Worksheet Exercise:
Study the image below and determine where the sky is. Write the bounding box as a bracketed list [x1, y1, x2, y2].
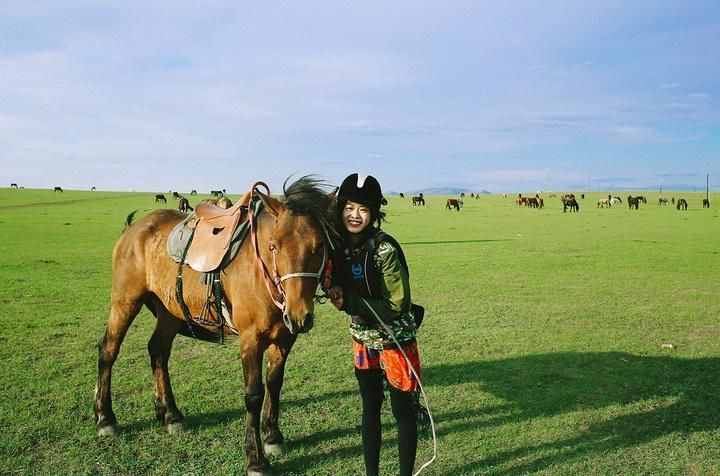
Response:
[2, 1, 719, 193]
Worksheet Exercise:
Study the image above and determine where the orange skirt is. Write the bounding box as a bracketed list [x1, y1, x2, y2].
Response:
[353, 340, 422, 392]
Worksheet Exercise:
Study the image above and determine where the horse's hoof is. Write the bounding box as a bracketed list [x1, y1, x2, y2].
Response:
[166, 422, 185, 435]
[247, 470, 270, 476]
[263, 442, 285, 457]
[97, 424, 117, 437]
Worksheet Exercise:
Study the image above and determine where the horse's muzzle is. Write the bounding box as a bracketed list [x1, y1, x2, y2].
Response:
[283, 312, 314, 334]
[295, 313, 314, 334]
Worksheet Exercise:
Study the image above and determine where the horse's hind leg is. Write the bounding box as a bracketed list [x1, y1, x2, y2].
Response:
[261, 337, 297, 456]
[147, 301, 185, 433]
[94, 298, 142, 436]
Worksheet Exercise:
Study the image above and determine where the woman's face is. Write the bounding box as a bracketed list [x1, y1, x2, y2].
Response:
[342, 200, 371, 234]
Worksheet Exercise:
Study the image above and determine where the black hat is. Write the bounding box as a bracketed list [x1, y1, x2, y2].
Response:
[338, 173, 383, 210]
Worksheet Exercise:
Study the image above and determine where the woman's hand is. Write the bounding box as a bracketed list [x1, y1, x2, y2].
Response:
[328, 286, 344, 310]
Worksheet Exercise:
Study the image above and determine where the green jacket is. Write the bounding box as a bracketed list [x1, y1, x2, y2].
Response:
[336, 231, 417, 350]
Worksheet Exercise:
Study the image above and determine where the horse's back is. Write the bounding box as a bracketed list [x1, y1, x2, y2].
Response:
[112, 210, 184, 294]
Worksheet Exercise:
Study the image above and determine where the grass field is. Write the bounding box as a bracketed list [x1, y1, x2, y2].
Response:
[1, 188, 719, 476]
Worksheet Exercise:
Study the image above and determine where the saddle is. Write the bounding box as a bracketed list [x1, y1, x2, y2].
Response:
[167, 192, 256, 273]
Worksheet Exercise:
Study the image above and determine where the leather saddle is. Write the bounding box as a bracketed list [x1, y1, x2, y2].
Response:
[170, 192, 254, 273]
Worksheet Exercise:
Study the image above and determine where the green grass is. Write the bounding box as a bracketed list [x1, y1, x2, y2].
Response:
[1, 188, 719, 475]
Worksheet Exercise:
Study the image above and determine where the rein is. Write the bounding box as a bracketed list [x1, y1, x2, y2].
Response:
[247, 182, 327, 333]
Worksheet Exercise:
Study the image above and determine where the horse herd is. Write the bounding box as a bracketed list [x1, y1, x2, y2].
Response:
[511, 192, 710, 212]
[154, 190, 233, 213]
[9, 184, 99, 192]
[6, 184, 713, 213]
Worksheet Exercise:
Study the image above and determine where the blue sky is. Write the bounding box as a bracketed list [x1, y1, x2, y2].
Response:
[2, 1, 719, 193]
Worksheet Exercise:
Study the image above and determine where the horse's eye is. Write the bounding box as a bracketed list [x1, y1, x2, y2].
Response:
[269, 242, 277, 251]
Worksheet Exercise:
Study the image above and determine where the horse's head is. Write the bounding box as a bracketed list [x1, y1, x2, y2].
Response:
[255, 177, 336, 334]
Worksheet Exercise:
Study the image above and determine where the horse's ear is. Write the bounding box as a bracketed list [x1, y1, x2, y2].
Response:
[255, 190, 284, 217]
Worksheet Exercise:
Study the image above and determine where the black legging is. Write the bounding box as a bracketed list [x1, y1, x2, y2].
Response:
[355, 368, 418, 476]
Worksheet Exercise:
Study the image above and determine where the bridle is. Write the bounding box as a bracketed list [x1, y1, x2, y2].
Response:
[247, 182, 328, 334]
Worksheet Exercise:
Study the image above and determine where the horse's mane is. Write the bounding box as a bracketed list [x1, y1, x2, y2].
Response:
[282, 175, 337, 239]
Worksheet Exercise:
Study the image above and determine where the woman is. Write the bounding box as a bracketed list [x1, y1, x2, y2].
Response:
[328, 173, 422, 476]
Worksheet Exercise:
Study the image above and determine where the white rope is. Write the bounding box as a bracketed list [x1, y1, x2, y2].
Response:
[359, 297, 437, 476]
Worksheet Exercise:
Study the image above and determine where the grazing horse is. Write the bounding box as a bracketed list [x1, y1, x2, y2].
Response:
[94, 178, 334, 476]
[446, 198, 462, 211]
[154, 194, 167, 204]
[658, 197, 669, 206]
[172, 191, 181, 200]
[671, 197, 675, 205]
[627, 195, 643, 210]
[178, 197, 193, 213]
[412, 194, 425, 206]
[611, 196, 622, 206]
[54, 186, 63, 192]
[527, 197, 540, 208]
[597, 198, 611, 208]
[211, 190, 224, 197]
[676, 198, 688, 210]
[11, 183, 18, 189]
[562, 194, 579, 213]
[703, 198, 710, 208]
[190, 189, 197, 195]
[399, 192, 405, 198]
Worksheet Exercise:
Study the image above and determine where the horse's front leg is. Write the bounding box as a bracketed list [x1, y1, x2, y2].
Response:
[262, 337, 297, 456]
[95, 298, 142, 436]
[241, 336, 270, 476]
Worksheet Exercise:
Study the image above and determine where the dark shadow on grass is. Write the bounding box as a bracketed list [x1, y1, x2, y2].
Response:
[115, 354, 720, 474]
[422, 352, 720, 475]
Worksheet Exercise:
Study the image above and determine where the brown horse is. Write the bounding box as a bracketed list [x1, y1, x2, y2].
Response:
[94, 177, 335, 476]
[446, 198, 462, 211]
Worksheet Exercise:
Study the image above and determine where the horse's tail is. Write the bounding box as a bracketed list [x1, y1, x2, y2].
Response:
[123, 210, 140, 232]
